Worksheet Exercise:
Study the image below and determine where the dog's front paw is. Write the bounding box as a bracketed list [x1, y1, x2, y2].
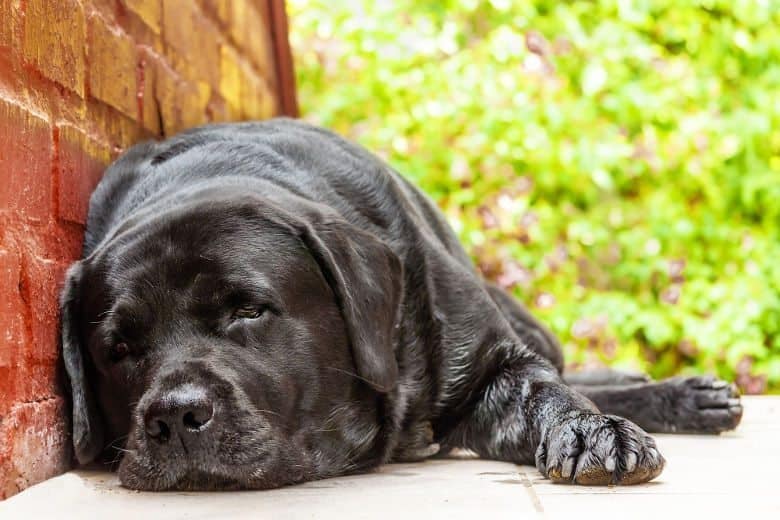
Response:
[536, 412, 665, 485]
[663, 375, 742, 433]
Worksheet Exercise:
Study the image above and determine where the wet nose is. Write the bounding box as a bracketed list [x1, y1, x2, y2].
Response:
[143, 385, 214, 443]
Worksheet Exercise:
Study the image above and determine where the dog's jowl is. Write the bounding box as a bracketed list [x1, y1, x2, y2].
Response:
[60, 119, 742, 490]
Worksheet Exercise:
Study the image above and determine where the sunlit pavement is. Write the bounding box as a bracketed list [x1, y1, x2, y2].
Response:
[2, 397, 777, 519]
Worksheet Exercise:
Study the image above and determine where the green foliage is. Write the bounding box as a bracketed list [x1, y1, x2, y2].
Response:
[289, 0, 780, 393]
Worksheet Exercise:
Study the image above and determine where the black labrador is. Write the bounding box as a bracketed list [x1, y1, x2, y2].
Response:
[60, 119, 742, 490]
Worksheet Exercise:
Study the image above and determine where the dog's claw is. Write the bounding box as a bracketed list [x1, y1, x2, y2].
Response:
[562, 456, 576, 479]
[625, 451, 637, 473]
[540, 413, 664, 486]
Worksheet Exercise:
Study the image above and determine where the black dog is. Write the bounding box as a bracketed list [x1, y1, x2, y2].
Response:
[60, 119, 742, 490]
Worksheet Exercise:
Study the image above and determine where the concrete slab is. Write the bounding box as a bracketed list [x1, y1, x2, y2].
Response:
[2, 397, 778, 519]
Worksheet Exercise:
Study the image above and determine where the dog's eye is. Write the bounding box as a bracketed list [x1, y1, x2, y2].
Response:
[232, 306, 265, 320]
[109, 341, 130, 362]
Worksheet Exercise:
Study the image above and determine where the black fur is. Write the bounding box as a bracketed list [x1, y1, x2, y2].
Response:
[60, 119, 742, 490]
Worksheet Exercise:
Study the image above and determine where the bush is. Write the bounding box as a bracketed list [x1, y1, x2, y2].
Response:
[289, 0, 780, 393]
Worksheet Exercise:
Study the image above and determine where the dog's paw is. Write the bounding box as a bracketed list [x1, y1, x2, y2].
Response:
[663, 375, 742, 434]
[536, 412, 665, 486]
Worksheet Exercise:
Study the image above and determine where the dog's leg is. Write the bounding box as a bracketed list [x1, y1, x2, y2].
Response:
[481, 283, 741, 434]
[441, 350, 665, 485]
[484, 282, 564, 373]
[487, 284, 654, 388]
[572, 376, 743, 434]
[564, 367, 651, 386]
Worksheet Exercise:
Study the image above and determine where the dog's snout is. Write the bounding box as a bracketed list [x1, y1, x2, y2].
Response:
[143, 385, 214, 443]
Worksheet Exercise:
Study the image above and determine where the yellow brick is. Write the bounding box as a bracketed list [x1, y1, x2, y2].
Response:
[123, 0, 161, 34]
[23, 0, 86, 97]
[59, 124, 112, 165]
[161, 0, 194, 53]
[205, 0, 272, 73]
[205, 0, 231, 27]
[235, 1, 274, 77]
[240, 62, 276, 120]
[258, 79, 279, 119]
[226, 0, 249, 43]
[153, 58, 180, 135]
[139, 51, 161, 135]
[206, 97, 230, 123]
[162, 0, 220, 90]
[219, 44, 242, 115]
[87, 15, 138, 119]
[179, 80, 211, 131]
[0, 0, 19, 49]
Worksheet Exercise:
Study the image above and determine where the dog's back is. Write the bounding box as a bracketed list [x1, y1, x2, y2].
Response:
[84, 119, 470, 271]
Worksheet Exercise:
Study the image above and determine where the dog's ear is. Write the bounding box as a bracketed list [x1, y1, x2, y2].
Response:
[299, 215, 403, 393]
[60, 261, 104, 464]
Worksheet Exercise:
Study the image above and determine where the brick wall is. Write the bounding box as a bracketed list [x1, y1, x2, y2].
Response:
[0, 0, 296, 499]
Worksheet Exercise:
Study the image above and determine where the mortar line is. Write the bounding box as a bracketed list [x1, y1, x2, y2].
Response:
[518, 467, 545, 516]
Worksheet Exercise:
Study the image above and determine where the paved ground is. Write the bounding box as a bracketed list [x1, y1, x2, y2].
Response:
[2, 396, 778, 519]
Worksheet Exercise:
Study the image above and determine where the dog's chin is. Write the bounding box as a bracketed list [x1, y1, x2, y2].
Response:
[117, 450, 292, 491]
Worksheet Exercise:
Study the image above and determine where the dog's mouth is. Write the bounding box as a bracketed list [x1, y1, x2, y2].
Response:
[114, 420, 314, 491]
[166, 470, 252, 491]
[116, 448, 279, 491]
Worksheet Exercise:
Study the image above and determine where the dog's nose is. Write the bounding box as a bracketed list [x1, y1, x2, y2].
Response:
[143, 385, 214, 443]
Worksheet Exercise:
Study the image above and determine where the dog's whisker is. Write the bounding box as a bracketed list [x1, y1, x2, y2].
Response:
[254, 408, 282, 418]
[103, 434, 130, 451]
[324, 366, 382, 388]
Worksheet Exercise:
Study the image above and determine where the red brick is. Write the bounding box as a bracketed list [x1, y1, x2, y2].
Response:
[20, 254, 67, 365]
[0, 398, 69, 499]
[87, 14, 138, 119]
[39, 225, 85, 267]
[22, 0, 86, 97]
[0, 243, 24, 417]
[57, 125, 110, 225]
[27, 363, 60, 402]
[0, 97, 53, 223]
[0, 244, 22, 367]
[12, 360, 61, 411]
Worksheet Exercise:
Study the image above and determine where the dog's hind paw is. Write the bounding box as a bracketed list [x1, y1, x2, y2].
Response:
[536, 412, 665, 486]
[662, 375, 743, 434]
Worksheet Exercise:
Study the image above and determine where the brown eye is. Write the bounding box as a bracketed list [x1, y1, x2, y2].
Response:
[232, 306, 265, 320]
[109, 341, 130, 362]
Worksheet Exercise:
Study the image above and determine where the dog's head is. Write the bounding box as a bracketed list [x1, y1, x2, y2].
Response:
[60, 182, 402, 490]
